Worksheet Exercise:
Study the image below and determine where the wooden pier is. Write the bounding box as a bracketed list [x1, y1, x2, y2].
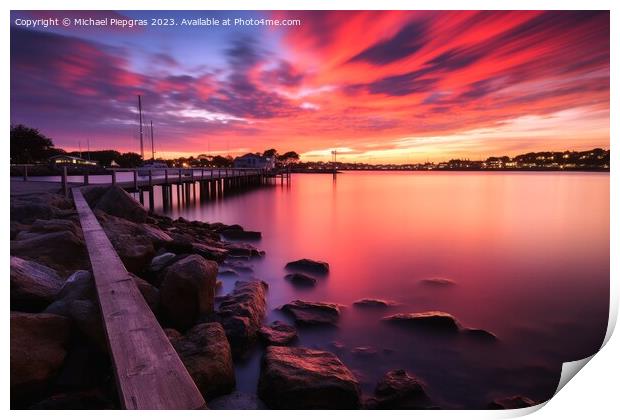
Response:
[73, 187, 206, 409]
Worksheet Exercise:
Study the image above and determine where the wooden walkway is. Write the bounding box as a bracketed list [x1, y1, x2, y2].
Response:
[72, 187, 206, 410]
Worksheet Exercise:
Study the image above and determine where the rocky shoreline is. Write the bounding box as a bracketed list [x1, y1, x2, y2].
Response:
[10, 186, 537, 410]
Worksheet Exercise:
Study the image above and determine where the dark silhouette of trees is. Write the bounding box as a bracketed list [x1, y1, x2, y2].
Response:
[117, 152, 143, 167]
[10, 124, 64, 163]
[278, 151, 300, 165]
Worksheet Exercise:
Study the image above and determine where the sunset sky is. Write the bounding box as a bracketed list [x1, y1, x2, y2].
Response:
[10, 10, 609, 163]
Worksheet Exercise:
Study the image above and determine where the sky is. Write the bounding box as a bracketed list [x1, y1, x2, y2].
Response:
[10, 10, 610, 163]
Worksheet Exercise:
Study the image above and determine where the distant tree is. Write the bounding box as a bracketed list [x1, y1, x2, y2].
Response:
[211, 155, 233, 167]
[10, 124, 58, 163]
[117, 152, 143, 167]
[277, 151, 300, 165]
[263, 148, 278, 158]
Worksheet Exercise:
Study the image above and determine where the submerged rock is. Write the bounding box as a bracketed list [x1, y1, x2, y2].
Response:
[221, 228, 262, 241]
[488, 395, 538, 409]
[192, 242, 229, 262]
[464, 328, 498, 341]
[284, 272, 317, 287]
[420, 278, 456, 287]
[223, 242, 265, 258]
[166, 323, 235, 400]
[160, 255, 218, 330]
[10, 256, 63, 311]
[208, 391, 267, 410]
[351, 346, 378, 358]
[217, 280, 268, 357]
[259, 321, 298, 346]
[10, 312, 71, 401]
[382, 311, 460, 333]
[353, 298, 398, 308]
[285, 258, 329, 274]
[280, 300, 341, 325]
[258, 346, 361, 409]
[369, 369, 432, 409]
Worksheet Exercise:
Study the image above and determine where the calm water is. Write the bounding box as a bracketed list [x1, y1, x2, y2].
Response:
[155, 171, 608, 408]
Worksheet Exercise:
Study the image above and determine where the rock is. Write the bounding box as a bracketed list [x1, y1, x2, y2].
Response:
[11, 231, 89, 274]
[148, 252, 177, 272]
[92, 185, 148, 223]
[488, 395, 538, 409]
[130, 273, 160, 314]
[284, 272, 317, 287]
[382, 311, 460, 333]
[10, 256, 63, 311]
[224, 242, 265, 258]
[166, 323, 235, 399]
[30, 218, 81, 237]
[160, 255, 217, 330]
[258, 346, 361, 409]
[10, 312, 71, 400]
[141, 223, 173, 245]
[259, 321, 298, 346]
[10, 201, 55, 223]
[208, 391, 267, 410]
[44, 271, 106, 350]
[420, 278, 456, 287]
[371, 369, 431, 409]
[97, 213, 157, 273]
[29, 388, 115, 409]
[285, 258, 329, 274]
[280, 300, 341, 325]
[53, 270, 96, 302]
[192, 243, 229, 262]
[464, 328, 498, 341]
[351, 346, 378, 358]
[218, 280, 268, 356]
[165, 233, 195, 253]
[353, 298, 398, 308]
[221, 260, 253, 273]
[221, 229, 262, 241]
[218, 269, 239, 277]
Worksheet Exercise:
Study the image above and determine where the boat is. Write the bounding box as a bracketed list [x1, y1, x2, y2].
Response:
[136, 98, 169, 176]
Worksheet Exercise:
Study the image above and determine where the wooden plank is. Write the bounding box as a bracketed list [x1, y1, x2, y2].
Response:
[72, 187, 206, 410]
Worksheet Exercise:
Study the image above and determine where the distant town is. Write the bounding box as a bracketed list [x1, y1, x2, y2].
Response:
[10, 124, 610, 174]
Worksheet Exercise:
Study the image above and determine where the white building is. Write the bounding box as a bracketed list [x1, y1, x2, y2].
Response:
[233, 153, 275, 170]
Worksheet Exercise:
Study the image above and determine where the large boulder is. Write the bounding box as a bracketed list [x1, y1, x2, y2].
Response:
[30, 218, 82, 237]
[129, 273, 160, 314]
[160, 255, 217, 330]
[10, 193, 73, 224]
[382, 311, 461, 333]
[192, 243, 229, 262]
[10, 312, 71, 401]
[28, 388, 115, 410]
[91, 185, 148, 223]
[10, 256, 63, 311]
[10, 231, 89, 274]
[217, 280, 267, 356]
[44, 271, 106, 350]
[259, 321, 297, 346]
[280, 300, 341, 325]
[258, 346, 361, 409]
[284, 272, 317, 287]
[369, 369, 432, 409]
[285, 258, 329, 274]
[166, 323, 235, 399]
[353, 298, 398, 309]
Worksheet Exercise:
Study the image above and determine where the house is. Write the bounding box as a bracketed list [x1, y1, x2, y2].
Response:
[233, 153, 275, 170]
[49, 155, 98, 167]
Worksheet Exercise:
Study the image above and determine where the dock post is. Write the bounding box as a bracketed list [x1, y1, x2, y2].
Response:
[112, 170, 117, 186]
[134, 170, 138, 190]
[149, 170, 153, 186]
[61, 166, 68, 197]
[164, 169, 168, 184]
[178, 169, 182, 183]
[84, 171, 89, 185]
[23, 165, 28, 181]
[148, 187, 155, 210]
[139, 189, 144, 205]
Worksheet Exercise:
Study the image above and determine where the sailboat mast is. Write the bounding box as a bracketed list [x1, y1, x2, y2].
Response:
[138, 95, 144, 159]
[150, 120, 155, 161]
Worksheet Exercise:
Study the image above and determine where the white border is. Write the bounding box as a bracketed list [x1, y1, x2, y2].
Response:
[3, 1, 616, 419]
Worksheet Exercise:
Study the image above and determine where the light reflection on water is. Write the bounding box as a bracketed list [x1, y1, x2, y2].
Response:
[154, 171, 609, 408]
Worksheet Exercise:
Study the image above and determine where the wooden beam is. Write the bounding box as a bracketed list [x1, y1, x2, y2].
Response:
[72, 188, 206, 410]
